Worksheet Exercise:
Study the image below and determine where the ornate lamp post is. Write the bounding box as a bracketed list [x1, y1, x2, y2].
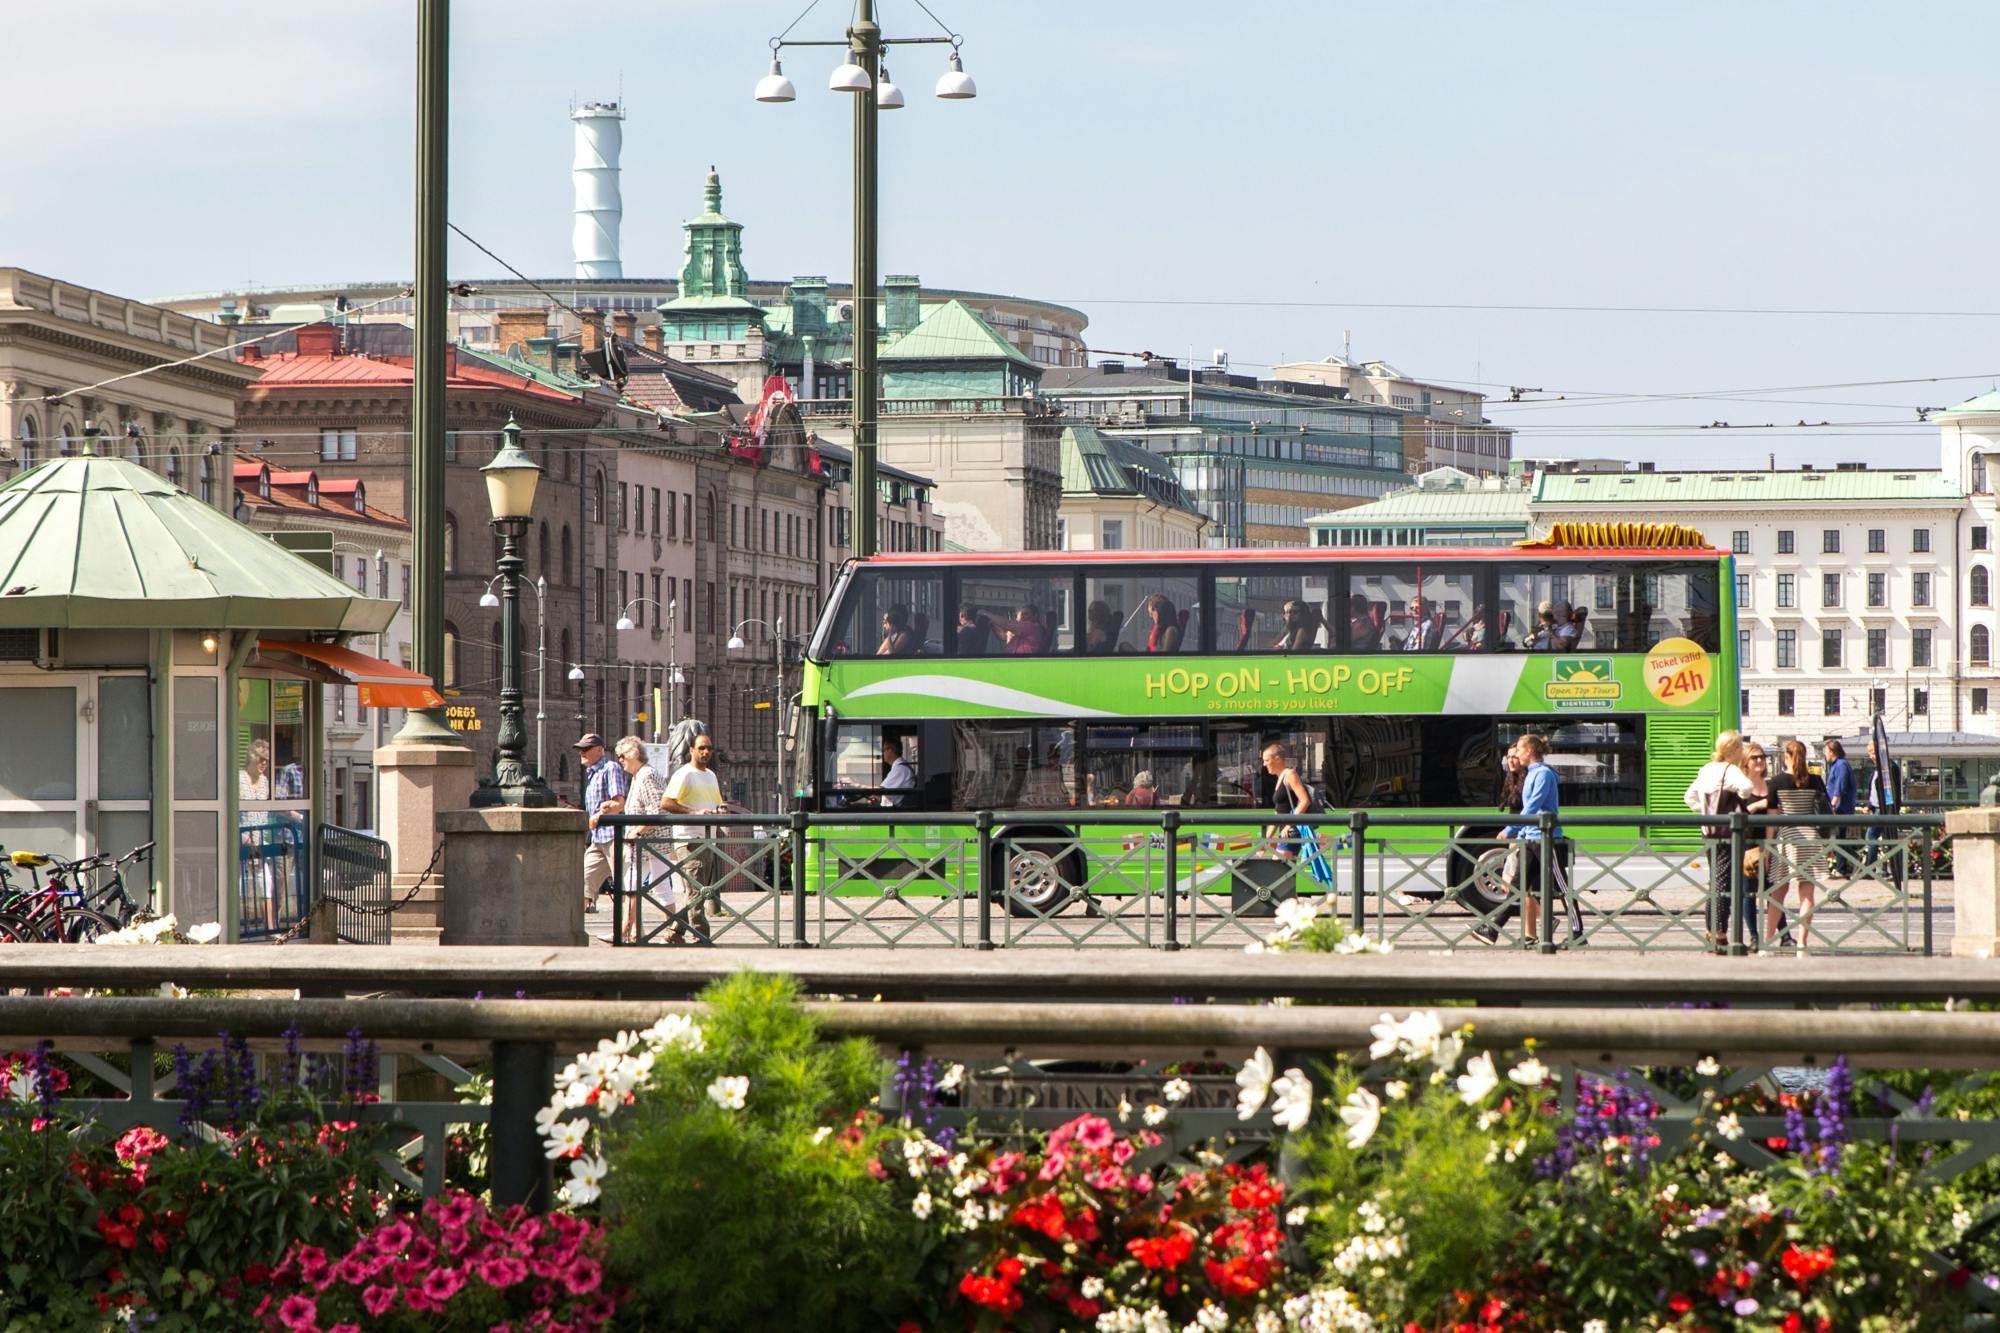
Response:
[471, 418, 555, 808]
[728, 616, 788, 808]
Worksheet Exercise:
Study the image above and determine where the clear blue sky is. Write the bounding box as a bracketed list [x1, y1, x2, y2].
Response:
[7, 0, 1996, 466]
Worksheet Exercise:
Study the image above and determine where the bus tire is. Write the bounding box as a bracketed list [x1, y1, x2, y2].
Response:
[1457, 846, 1514, 916]
[994, 838, 1085, 917]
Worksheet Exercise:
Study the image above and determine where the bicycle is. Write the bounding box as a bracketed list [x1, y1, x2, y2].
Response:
[0, 842, 155, 943]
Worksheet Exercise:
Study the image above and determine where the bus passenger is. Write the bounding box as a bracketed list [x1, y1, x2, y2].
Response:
[1125, 770, 1159, 807]
[1402, 595, 1441, 651]
[1346, 594, 1380, 652]
[1449, 605, 1490, 651]
[1146, 594, 1184, 653]
[1528, 601, 1563, 650]
[1556, 605, 1588, 651]
[995, 604, 1048, 654]
[876, 606, 915, 656]
[956, 604, 996, 655]
[1084, 600, 1119, 654]
[1271, 599, 1323, 651]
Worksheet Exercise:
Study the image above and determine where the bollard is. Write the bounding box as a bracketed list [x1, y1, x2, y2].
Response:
[1728, 809, 1748, 957]
[490, 1039, 555, 1211]
[975, 810, 995, 951]
[1537, 812, 1556, 956]
[1162, 810, 1182, 952]
[1921, 824, 1935, 958]
[1348, 811, 1368, 935]
[609, 826, 625, 949]
[788, 810, 810, 949]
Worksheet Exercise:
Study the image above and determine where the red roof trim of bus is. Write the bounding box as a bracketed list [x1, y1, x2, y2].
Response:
[857, 547, 1728, 564]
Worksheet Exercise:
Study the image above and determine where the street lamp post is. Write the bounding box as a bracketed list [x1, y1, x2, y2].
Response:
[757, 1, 975, 559]
[727, 617, 787, 809]
[482, 572, 550, 780]
[471, 418, 555, 808]
[615, 596, 681, 733]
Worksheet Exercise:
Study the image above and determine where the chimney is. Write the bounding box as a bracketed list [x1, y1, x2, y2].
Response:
[611, 311, 637, 343]
[884, 275, 922, 336]
[642, 325, 664, 353]
[578, 309, 607, 354]
[494, 308, 549, 358]
[295, 323, 341, 358]
[570, 101, 626, 279]
[525, 336, 556, 370]
[788, 276, 828, 338]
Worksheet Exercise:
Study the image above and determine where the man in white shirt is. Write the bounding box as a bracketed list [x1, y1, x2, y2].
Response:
[660, 733, 724, 944]
[880, 737, 916, 808]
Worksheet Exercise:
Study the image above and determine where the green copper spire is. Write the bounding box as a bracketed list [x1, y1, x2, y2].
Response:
[678, 166, 749, 301]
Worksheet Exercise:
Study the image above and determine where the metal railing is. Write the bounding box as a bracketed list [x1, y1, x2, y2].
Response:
[316, 824, 392, 945]
[237, 812, 310, 939]
[599, 809, 1948, 955]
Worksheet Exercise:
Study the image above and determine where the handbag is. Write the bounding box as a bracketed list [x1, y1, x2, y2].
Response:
[1741, 844, 1765, 880]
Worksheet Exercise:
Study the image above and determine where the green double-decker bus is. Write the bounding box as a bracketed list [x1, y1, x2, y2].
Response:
[797, 535, 1737, 911]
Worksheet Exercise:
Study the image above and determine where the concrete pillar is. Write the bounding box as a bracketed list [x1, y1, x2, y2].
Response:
[438, 807, 587, 947]
[374, 742, 478, 943]
[1944, 807, 2000, 958]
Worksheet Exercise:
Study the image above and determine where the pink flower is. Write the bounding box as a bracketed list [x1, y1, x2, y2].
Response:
[1074, 1117, 1115, 1152]
[1111, 1138, 1136, 1165]
[1036, 1153, 1068, 1182]
[533, 1283, 556, 1306]
[276, 1294, 318, 1332]
[1132, 1172, 1155, 1195]
[361, 1284, 397, 1317]
[1085, 1164, 1128, 1192]
[561, 1255, 603, 1296]
[422, 1267, 468, 1302]
[479, 1255, 531, 1288]
[432, 1192, 480, 1231]
[371, 1220, 413, 1257]
[295, 1247, 330, 1284]
[336, 1252, 380, 1285]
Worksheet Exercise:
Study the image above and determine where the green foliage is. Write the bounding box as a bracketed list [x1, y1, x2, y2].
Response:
[598, 971, 928, 1331]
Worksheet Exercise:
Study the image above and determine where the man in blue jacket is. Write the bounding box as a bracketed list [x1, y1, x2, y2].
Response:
[1822, 739, 1856, 875]
[1477, 734, 1584, 946]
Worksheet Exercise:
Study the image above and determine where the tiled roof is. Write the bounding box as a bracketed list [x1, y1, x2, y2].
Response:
[881, 300, 1036, 370]
[1533, 469, 1963, 505]
[243, 346, 579, 403]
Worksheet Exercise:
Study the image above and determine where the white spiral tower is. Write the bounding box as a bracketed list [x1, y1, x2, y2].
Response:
[570, 101, 625, 279]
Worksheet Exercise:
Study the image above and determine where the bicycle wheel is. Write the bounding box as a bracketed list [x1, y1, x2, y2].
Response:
[58, 908, 122, 944]
[0, 911, 46, 944]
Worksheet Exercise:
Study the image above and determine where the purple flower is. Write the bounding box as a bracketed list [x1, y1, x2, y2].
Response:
[1734, 1298, 1759, 1316]
[1690, 1247, 1709, 1268]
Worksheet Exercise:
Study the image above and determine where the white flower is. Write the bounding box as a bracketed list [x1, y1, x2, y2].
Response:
[1715, 1112, 1743, 1141]
[811, 1125, 832, 1145]
[1504, 1135, 1527, 1163]
[1273, 897, 1320, 936]
[186, 921, 223, 944]
[1269, 1069, 1312, 1132]
[1117, 1097, 1133, 1122]
[1508, 1056, 1550, 1087]
[1235, 1047, 1275, 1120]
[560, 1154, 606, 1205]
[1162, 1077, 1193, 1104]
[1196, 1304, 1231, 1331]
[706, 1074, 749, 1111]
[1142, 1307, 1172, 1333]
[543, 1118, 590, 1158]
[1144, 1103, 1169, 1126]
[912, 1190, 934, 1219]
[1080, 1276, 1106, 1300]
[1431, 1032, 1465, 1073]
[1285, 1204, 1310, 1226]
[6, 1073, 37, 1105]
[1583, 1321, 1609, 1333]
[936, 1063, 964, 1092]
[958, 1198, 983, 1229]
[1456, 1052, 1499, 1105]
[1383, 1080, 1408, 1101]
[1953, 1206, 1974, 1231]
[1476, 1109, 1500, 1131]
[1338, 1087, 1381, 1149]
[641, 1012, 706, 1052]
[1694, 1055, 1721, 1077]
[1367, 1014, 1404, 1061]
[534, 1102, 565, 1135]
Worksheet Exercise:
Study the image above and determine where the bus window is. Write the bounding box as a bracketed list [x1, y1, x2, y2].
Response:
[825, 570, 944, 657]
[1214, 568, 1332, 652]
[1499, 565, 1588, 653]
[956, 572, 1073, 656]
[951, 721, 1074, 808]
[1496, 718, 1644, 806]
[1640, 565, 1721, 651]
[1081, 722, 1205, 806]
[1345, 566, 1479, 652]
[1207, 721, 1329, 809]
[1500, 564, 1719, 653]
[1082, 573, 1200, 654]
[821, 721, 927, 809]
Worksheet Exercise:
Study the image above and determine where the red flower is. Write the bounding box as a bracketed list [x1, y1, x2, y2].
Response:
[1781, 1314, 1804, 1333]
[1668, 1293, 1693, 1315]
[94, 1212, 138, 1250]
[1203, 1254, 1272, 1298]
[958, 1268, 1022, 1314]
[1127, 1225, 1195, 1270]
[1781, 1243, 1836, 1285]
[1011, 1193, 1071, 1241]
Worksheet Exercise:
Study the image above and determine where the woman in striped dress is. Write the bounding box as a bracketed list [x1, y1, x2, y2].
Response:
[1767, 738, 1831, 952]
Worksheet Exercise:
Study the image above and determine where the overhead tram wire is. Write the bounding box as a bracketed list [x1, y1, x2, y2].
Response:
[1055, 296, 2000, 319]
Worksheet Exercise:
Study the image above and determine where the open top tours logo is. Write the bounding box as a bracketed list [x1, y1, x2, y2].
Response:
[1545, 658, 1621, 710]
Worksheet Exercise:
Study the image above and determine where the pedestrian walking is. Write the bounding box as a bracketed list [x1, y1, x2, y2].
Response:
[611, 736, 666, 944]
[1822, 739, 1856, 874]
[577, 733, 627, 915]
[1768, 739, 1831, 953]
[1684, 730, 1766, 948]
[660, 730, 726, 945]
[1496, 734, 1582, 945]
[1862, 738, 1902, 880]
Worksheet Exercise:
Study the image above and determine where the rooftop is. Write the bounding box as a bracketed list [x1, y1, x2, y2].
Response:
[880, 300, 1037, 371]
[1059, 424, 1206, 519]
[1533, 468, 1963, 505]
[1306, 480, 1532, 528]
[242, 328, 579, 405]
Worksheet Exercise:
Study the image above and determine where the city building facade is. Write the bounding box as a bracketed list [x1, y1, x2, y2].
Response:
[1272, 353, 1513, 477]
[1058, 423, 1209, 550]
[1308, 467, 1531, 547]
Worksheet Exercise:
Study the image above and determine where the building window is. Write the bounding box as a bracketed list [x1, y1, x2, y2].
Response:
[1824, 688, 1840, 716]
[652, 488, 661, 535]
[635, 488, 645, 536]
[1913, 572, 1932, 608]
[1976, 688, 1990, 715]
[1101, 519, 1125, 551]
[1976, 566, 1991, 607]
[1913, 688, 1930, 716]
[197, 454, 213, 504]
[442, 622, 460, 689]
[1978, 455, 1992, 493]
[1734, 572, 1751, 609]
[1731, 530, 1749, 554]
[1867, 572, 1886, 608]
[1976, 625, 1993, 667]
[1867, 627, 1887, 668]
[618, 483, 630, 531]
[1867, 528, 1886, 554]
[1776, 628, 1797, 668]
[1871, 687, 1886, 716]
[1821, 628, 1841, 668]
[1777, 688, 1795, 717]
[1914, 529, 1932, 554]
[1776, 574, 1795, 608]
[1821, 572, 1840, 608]
[1777, 529, 1795, 555]
[1821, 529, 1840, 554]
[1740, 688, 1750, 715]
[402, 562, 411, 608]
[1057, 517, 1070, 550]
[1738, 628, 1751, 665]
[1914, 627, 1933, 668]
[320, 428, 357, 462]
[1976, 525, 1991, 552]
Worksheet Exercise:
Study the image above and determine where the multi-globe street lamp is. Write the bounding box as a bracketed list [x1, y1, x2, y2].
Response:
[470, 418, 555, 808]
[755, 0, 975, 559]
[727, 617, 789, 808]
[480, 571, 551, 783]
[615, 596, 683, 732]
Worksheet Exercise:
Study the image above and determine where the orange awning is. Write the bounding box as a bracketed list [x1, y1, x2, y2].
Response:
[259, 638, 445, 709]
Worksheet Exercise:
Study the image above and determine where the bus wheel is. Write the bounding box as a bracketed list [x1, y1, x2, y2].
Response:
[999, 840, 1084, 917]
[1457, 846, 1513, 916]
